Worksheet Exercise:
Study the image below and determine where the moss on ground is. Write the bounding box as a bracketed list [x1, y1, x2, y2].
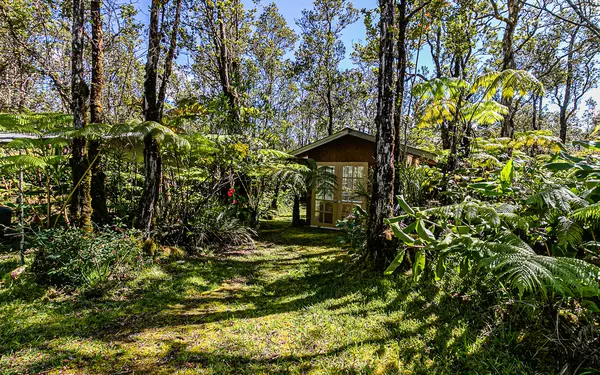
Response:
[0, 219, 556, 374]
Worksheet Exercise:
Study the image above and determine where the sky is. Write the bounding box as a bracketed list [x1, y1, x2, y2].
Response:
[134, 0, 376, 69]
[132, 0, 598, 115]
[245, 0, 376, 69]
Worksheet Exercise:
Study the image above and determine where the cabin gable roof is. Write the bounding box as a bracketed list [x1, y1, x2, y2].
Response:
[290, 127, 436, 161]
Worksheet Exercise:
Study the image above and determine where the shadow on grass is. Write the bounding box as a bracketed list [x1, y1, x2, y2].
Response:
[0, 219, 559, 374]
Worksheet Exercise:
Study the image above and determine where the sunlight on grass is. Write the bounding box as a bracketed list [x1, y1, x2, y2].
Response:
[0, 218, 541, 374]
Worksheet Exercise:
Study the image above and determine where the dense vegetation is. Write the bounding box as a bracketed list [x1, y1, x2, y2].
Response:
[1, 0, 599, 373]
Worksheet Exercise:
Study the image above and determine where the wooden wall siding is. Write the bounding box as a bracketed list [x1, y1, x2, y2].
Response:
[296, 135, 376, 168]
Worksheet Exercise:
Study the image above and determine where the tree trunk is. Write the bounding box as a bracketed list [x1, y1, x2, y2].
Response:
[69, 0, 91, 230]
[139, 136, 161, 234]
[90, 0, 108, 225]
[305, 190, 312, 226]
[499, 0, 520, 138]
[327, 85, 334, 135]
[215, 2, 241, 131]
[367, 0, 396, 270]
[138, 0, 182, 234]
[532, 94, 539, 130]
[559, 28, 577, 143]
[138, 0, 162, 234]
[292, 195, 301, 226]
[393, 0, 408, 198]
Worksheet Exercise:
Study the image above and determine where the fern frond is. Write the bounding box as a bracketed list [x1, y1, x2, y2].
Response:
[571, 203, 600, 224]
[423, 200, 500, 227]
[480, 233, 600, 298]
[0, 154, 49, 169]
[52, 123, 112, 140]
[555, 216, 584, 246]
[0, 113, 72, 133]
[526, 185, 587, 212]
[258, 149, 294, 161]
[472, 70, 544, 101]
[499, 212, 530, 231]
[462, 100, 508, 125]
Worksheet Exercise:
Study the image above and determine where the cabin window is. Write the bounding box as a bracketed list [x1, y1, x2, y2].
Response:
[312, 162, 368, 227]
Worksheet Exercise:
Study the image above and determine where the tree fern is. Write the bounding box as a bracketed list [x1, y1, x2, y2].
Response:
[571, 203, 600, 224]
[110, 121, 190, 150]
[526, 185, 587, 212]
[554, 216, 584, 247]
[422, 199, 501, 227]
[0, 113, 72, 134]
[480, 234, 600, 298]
[472, 69, 544, 100]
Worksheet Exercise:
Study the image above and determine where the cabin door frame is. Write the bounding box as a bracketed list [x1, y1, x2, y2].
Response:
[311, 162, 368, 228]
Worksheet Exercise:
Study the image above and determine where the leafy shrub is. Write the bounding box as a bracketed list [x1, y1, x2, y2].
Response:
[395, 164, 440, 207]
[385, 195, 600, 302]
[337, 205, 368, 257]
[30, 227, 144, 291]
[159, 203, 255, 250]
[190, 206, 256, 249]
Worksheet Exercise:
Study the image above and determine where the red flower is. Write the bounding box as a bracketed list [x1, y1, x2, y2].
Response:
[232, 199, 237, 205]
[227, 188, 235, 197]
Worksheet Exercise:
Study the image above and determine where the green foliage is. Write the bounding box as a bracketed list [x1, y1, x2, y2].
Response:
[0, 113, 72, 134]
[414, 70, 543, 130]
[337, 204, 368, 256]
[385, 195, 600, 301]
[159, 201, 256, 250]
[30, 228, 145, 291]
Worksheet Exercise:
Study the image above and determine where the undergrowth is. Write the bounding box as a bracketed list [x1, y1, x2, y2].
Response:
[0, 218, 598, 374]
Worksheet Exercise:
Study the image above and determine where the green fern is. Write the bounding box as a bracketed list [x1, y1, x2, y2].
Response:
[472, 69, 545, 100]
[526, 185, 587, 212]
[0, 154, 64, 171]
[480, 234, 600, 298]
[571, 203, 600, 224]
[0, 112, 72, 134]
[110, 121, 190, 149]
[554, 216, 584, 246]
[422, 199, 501, 227]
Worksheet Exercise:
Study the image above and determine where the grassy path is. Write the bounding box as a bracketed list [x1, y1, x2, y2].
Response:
[0, 219, 535, 374]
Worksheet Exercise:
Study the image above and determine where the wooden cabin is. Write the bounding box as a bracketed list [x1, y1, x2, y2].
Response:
[290, 128, 435, 228]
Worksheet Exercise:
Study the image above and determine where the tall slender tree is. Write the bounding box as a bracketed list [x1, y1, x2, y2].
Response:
[70, 0, 91, 229]
[89, 0, 108, 224]
[138, 0, 182, 234]
[489, 0, 525, 138]
[367, 0, 396, 269]
[296, 0, 358, 136]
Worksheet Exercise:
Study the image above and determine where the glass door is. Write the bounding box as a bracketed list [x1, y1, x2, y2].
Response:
[313, 165, 337, 227]
[339, 165, 366, 220]
[312, 163, 368, 228]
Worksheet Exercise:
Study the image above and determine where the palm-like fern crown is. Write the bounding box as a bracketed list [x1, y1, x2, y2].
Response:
[414, 70, 544, 129]
[0, 113, 72, 135]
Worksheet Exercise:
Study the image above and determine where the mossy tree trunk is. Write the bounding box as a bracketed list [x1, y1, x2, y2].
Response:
[89, 0, 108, 225]
[138, 0, 181, 235]
[366, 0, 396, 269]
[69, 0, 91, 230]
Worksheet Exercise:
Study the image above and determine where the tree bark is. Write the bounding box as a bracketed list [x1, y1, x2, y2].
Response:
[138, 0, 162, 234]
[367, 0, 396, 269]
[89, 0, 108, 225]
[531, 94, 539, 130]
[559, 27, 578, 143]
[497, 0, 521, 139]
[138, 0, 182, 235]
[292, 195, 301, 226]
[69, 0, 91, 230]
[327, 85, 334, 135]
[215, 0, 241, 131]
[393, 0, 408, 198]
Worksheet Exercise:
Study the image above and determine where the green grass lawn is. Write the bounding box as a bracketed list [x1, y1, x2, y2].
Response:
[0, 218, 553, 374]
